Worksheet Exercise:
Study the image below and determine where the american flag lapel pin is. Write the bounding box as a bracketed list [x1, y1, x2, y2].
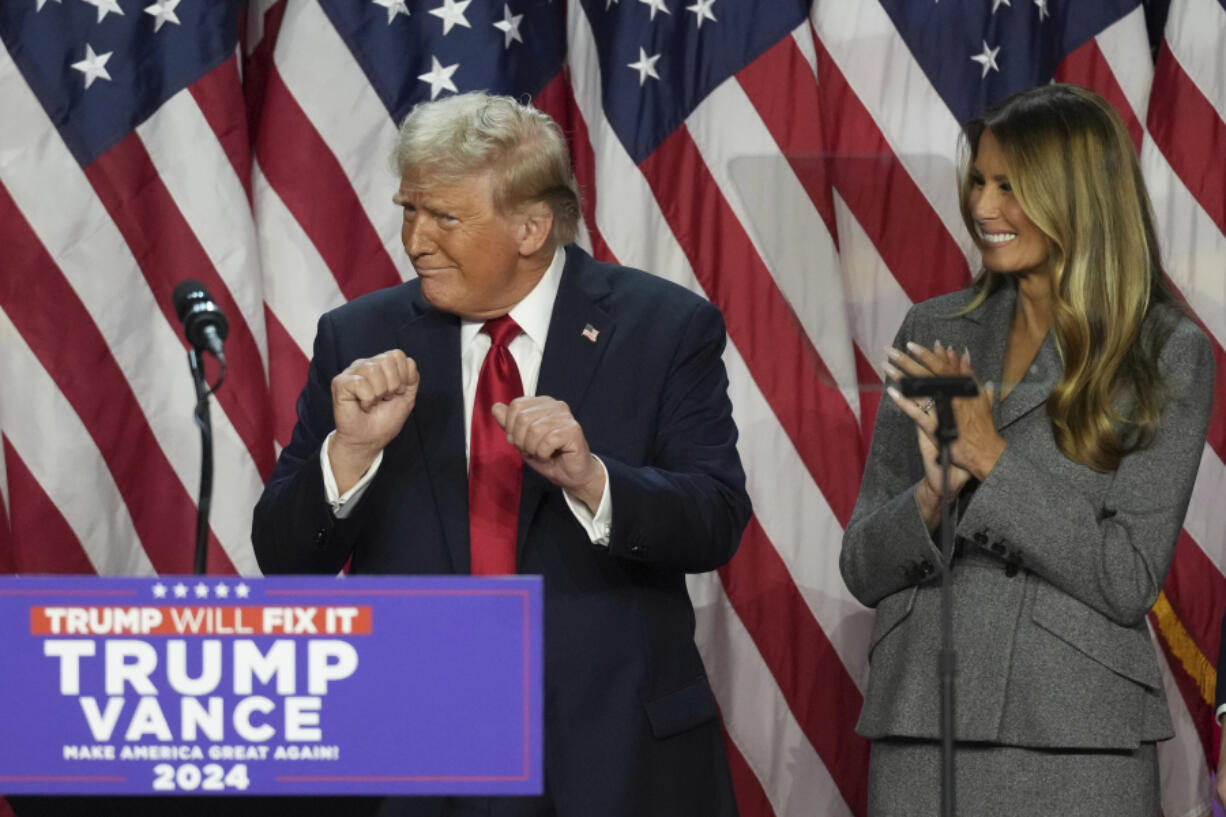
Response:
[581, 323, 599, 343]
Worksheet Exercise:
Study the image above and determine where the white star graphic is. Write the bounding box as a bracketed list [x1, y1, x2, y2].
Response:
[685, 0, 716, 28]
[82, 0, 124, 23]
[418, 55, 460, 99]
[152, 582, 168, 599]
[372, 0, 409, 24]
[1034, 0, 1049, 20]
[72, 44, 113, 89]
[638, 0, 670, 21]
[991, 0, 1010, 12]
[36, 0, 62, 11]
[144, 0, 181, 32]
[971, 40, 1000, 79]
[628, 47, 661, 86]
[194, 582, 210, 598]
[214, 583, 230, 598]
[234, 583, 250, 599]
[173, 582, 188, 599]
[429, 0, 472, 35]
[493, 4, 523, 48]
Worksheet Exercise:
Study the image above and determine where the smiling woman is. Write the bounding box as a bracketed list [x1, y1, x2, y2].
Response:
[843, 83, 1215, 817]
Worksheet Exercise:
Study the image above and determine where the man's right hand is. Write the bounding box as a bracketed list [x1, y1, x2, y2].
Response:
[329, 350, 419, 494]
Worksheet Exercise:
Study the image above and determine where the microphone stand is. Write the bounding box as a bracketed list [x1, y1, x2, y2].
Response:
[187, 349, 226, 575]
[899, 375, 977, 817]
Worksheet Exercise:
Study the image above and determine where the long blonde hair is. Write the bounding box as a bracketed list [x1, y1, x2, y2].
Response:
[958, 83, 1180, 471]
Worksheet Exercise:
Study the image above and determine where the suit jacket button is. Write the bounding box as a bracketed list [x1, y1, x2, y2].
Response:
[919, 560, 934, 577]
[973, 532, 988, 545]
[313, 528, 328, 546]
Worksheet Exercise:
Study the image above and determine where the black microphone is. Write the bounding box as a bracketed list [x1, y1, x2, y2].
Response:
[897, 375, 978, 399]
[172, 279, 229, 361]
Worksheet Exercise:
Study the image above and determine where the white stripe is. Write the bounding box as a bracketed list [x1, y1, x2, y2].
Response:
[810, 0, 977, 271]
[688, 74, 861, 415]
[0, 308, 155, 576]
[0, 43, 259, 575]
[832, 190, 914, 370]
[567, 1, 871, 682]
[254, 161, 348, 357]
[1150, 618, 1214, 817]
[689, 572, 856, 817]
[1163, 0, 1226, 125]
[1185, 446, 1226, 579]
[0, 413, 7, 528]
[245, 0, 280, 54]
[1093, 7, 1154, 124]
[1141, 137, 1226, 350]
[137, 89, 268, 369]
[723, 340, 873, 689]
[272, 0, 413, 281]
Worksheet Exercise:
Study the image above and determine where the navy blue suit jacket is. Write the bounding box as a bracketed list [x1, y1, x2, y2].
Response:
[252, 246, 750, 816]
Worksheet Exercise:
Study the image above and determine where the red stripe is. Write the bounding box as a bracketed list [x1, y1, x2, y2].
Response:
[1055, 40, 1145, 151]
[1183, 308, 1226, 461]
[266, 306, 310, 449]
[243, 0, 287, 150]
[813, 38, 971, 304]
[736, 37, 839, 243]
[256, 67, 403, 301]
[534, 70, 617, 264]
[3, 437, 95, 575]
[1163, 531, 1226, 671]
[722, 720, 777, 817]
[0, 182, 236, 576]
[188, 54, 253, 203]
[641, 125, 864, 524]
[1150, 607, 1216, 767]
[83, 134, 275, 480]
[854, 346, 882, 455]
[1148, 46, 1226, 237]
[720, 518, 869, 816]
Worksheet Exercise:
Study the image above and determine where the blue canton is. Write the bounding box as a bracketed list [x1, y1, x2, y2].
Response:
[0, 0, 240, 168]
[879, 0, 1140, 126]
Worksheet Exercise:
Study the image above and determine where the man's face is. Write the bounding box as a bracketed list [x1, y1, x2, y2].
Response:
[396, 169, 533, 320]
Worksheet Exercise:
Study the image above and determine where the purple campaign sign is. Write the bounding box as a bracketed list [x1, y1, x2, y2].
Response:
[0, 575, 542, 796]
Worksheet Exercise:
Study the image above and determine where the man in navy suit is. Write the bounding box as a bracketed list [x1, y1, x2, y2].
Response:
[252, 92, 750, 817]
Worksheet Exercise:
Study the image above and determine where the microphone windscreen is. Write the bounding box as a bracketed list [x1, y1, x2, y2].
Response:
[172, 279, 210, 322]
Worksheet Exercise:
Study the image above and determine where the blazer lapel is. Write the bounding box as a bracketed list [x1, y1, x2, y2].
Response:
[953, 280, 1060, 432]
[396, 304, 471, 574]
[517, 247, 616, 555]
[995, 331, 1060, 431]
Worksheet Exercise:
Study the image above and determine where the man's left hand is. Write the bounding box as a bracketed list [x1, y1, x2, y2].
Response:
[493, 396, 605, 512]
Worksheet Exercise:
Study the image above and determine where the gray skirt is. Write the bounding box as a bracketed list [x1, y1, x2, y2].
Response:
[868, 738, 1159, 817]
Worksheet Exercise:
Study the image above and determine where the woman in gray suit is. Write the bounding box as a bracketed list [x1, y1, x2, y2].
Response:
[842, 83, 1215, 816]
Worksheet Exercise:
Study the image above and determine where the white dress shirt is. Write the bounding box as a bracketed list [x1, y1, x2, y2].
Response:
[320, 246, 613, 545]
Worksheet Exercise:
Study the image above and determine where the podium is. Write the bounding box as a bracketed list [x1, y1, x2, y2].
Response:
[0, 575, 542, 797]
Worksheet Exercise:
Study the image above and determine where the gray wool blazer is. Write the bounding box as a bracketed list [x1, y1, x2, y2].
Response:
[841, 280, 1215, 750]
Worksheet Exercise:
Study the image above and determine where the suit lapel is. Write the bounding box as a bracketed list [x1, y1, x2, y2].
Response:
[396, 303, 471, 574]
[995, 331, 1060, 431]
[517, 247, 615, 555]
[953, 280, 1060, 432]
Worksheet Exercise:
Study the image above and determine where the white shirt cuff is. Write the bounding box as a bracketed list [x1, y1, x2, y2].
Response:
[563, 456, 613, 546]
[1216, 702, 1226, 727]
[320, 430, 383, 519]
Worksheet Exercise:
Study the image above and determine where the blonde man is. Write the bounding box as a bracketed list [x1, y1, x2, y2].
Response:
[254, 92, 750, 817]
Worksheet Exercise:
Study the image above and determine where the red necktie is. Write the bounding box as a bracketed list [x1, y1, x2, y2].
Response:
[469, 315, 524, 575]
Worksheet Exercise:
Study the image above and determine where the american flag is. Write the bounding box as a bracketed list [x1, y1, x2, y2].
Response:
[0, 1, 1223, 816]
